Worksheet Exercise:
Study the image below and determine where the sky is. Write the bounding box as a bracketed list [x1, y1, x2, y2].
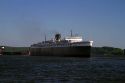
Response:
[0, 0, 125, 48]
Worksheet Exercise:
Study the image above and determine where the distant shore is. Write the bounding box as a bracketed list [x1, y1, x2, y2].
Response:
[91, 46, 124, 57]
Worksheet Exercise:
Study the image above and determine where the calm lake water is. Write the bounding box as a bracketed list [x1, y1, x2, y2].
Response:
[0, 56, 125, 83]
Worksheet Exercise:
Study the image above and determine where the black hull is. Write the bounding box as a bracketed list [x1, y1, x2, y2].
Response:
[30, 46, 91, 57]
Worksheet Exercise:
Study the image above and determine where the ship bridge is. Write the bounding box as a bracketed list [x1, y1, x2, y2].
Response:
[65, 36, 83, 43]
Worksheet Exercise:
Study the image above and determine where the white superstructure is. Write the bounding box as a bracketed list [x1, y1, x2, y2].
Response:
[65, 36, 83, 43]
[31, 33, 93, 47]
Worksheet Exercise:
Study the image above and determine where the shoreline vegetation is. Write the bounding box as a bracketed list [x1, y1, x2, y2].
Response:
[0, 46, 124, 57]
[91, 47, 124, 57]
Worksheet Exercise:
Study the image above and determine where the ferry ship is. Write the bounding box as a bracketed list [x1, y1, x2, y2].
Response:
[30, 32, 93, 57]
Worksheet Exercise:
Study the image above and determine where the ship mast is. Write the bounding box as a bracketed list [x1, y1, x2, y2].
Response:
[71, 30, 73, 37]
[44, 34, 46, 42]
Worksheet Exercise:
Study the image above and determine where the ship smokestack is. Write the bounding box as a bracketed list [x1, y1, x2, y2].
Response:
[55, 33, 61, 42]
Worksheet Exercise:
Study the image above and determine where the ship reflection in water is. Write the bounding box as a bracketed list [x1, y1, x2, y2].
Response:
[0, 56, 125, 83]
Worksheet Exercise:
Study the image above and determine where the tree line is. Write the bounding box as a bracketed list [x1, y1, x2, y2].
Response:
[91, 46, 124, 56]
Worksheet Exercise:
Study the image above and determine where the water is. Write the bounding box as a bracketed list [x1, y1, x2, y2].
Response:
[0, 56, 125, 83]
